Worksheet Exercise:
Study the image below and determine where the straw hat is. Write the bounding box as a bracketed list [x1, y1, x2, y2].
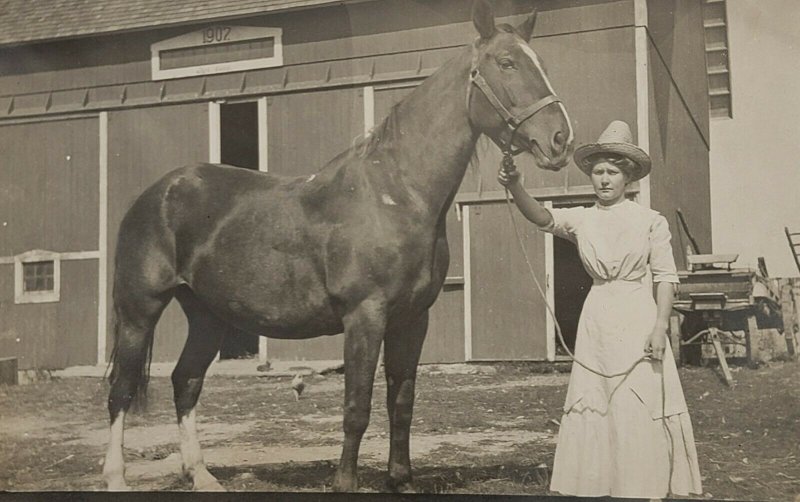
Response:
[573, 120, 651, 181]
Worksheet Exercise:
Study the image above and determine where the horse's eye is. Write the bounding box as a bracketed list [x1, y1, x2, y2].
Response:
[499, 59, 516, 70]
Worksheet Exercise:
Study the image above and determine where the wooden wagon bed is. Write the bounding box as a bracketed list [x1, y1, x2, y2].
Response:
[669, 254, 784, 386]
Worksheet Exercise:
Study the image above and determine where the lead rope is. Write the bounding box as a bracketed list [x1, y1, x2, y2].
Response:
[499, 152, 675, 495]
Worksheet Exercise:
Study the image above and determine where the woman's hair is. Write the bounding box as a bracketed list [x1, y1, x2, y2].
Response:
[585, 152, 637, 180]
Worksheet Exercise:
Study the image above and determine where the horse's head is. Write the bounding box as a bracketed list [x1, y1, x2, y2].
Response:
[467, 0, 573, 170]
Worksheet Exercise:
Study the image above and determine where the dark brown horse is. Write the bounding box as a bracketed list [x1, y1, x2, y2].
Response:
[103, 0, 573, 492]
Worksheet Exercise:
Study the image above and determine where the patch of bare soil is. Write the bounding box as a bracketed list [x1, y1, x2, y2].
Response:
[0, 361, 797, 499]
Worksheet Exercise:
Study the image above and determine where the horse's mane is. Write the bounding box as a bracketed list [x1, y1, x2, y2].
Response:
[351, 100, 403, 160]
[349, 90, 489, 188]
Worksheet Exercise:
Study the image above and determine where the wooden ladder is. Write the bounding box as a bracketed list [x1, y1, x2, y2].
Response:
[786, 227, 800, 274]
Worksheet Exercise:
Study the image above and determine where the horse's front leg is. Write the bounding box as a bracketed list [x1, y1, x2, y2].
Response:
[384, 311, 428, 493]
[332, 298, 387, 492]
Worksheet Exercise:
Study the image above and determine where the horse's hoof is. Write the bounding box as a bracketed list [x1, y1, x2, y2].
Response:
[106, 481, 131, 492]
[192, 469, 225, 492]
[387, 479, 416, 493]
[194, 480, 226, 492]
[195, 483, 225, 492]
[331, 474, 358, 492]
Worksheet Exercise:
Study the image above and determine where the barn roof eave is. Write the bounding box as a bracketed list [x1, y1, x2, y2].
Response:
[0, 0, 376, 48]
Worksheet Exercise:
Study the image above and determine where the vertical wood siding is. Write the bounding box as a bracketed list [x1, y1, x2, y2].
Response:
[0, 260, 97, 369]
[647, 0, 710, 144]
[648, 39, 711, 268]
[468, 202, 547, 360]
[267, 87, 363, 177]
[107, 103, 208, 362]
[0, 118, 99, 256]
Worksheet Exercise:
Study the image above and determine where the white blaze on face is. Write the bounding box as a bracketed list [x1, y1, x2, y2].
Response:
[517, 42, 575, 146]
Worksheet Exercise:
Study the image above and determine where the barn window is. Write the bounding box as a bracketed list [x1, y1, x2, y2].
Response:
[14, 250, 61, 304]
[152, 26, 283, 80]
[23, 261, 54, 292]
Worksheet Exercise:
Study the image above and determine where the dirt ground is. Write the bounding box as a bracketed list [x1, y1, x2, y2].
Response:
[0, 360, 798, 499]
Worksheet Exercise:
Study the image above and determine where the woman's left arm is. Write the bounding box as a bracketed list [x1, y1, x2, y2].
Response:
[646, 214, 680, 360]
[645, 281, 675, 360]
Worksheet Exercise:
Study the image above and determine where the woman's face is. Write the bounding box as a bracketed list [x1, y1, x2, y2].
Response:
[591, 161, 629, 205]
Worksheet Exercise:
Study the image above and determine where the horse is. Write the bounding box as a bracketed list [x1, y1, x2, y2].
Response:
[103, 0, 573, 492]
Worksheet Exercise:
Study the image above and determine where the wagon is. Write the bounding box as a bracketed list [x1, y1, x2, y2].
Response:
[669, 254, 783, 386]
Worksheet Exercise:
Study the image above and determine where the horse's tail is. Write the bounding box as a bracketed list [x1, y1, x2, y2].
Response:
[106, 309, 156, 414]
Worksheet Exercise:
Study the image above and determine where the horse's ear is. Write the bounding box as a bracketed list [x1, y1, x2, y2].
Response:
[517, 9, 538, 42]
[472, 0, 496, 41]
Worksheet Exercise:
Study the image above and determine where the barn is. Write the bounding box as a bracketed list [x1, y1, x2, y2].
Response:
[0, 0, 712, 370]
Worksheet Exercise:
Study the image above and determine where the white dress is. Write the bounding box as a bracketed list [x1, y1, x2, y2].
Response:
[546, 199, 702, 498]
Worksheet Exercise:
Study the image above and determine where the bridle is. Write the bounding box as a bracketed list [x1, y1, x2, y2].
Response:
[466, 40, 562, 160]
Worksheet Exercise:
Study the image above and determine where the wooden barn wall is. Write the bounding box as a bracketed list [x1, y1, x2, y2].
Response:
[0, 0, 634, 107]
[646, 0, 709, 145]
[647, 39, 711, 270]
[0, 118, 99, 256]
[0, 261, 98, 369]
[106, 103, 208, 362]
[267, 88, 363, 177]
[469, 203, 548, 359]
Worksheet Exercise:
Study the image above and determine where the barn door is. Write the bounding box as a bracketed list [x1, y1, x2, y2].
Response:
[467, 202, 549, 360]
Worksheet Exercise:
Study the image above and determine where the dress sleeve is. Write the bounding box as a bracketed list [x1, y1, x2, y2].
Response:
[649, 214, 680, 283]
[542, 206, 584, 243]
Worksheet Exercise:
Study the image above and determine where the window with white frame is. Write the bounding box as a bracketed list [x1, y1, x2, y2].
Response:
[14, 250, 61, 304]
[151, 25, 283, 80]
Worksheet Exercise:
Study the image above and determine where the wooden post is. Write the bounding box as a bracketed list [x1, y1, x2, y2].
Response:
[0, 357, 18, 386]
[746, 313, 757, 363]
[709, 328, 734, 387]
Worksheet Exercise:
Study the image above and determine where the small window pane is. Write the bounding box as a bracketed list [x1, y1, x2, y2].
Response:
[22, 261, 55, 292]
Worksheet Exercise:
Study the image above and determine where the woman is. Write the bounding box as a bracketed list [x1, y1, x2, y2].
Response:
[498, 120, 702, 498]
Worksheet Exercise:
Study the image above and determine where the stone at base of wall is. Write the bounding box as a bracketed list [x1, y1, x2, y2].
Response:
[751, 328, 799, 364]
[0, 357, 18, 385]
[16, 368, 53, 385]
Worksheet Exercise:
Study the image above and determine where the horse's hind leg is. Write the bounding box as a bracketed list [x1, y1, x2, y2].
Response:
[104, 292, 172, 490]
[172, 288, 228, 491]
[383, 311, 428, 493]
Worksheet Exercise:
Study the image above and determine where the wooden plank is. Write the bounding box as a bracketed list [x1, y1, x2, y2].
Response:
[421, 288, 465, 364]
[0, 357, 18, 385]
[0, 117, 99, 256]
[59, 260, 99, 367]
[647, 33, 712, 270]
[711, 332, 735, 387]
[469, 202, 547, 360]
[267, 87, 362, 177]
[745, 314, 757, 363]
[646, 0, 710, 143]
[687, 253, 739, 266]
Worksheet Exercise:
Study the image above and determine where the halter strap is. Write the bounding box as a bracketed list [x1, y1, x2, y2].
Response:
[467, 66, 562, 156]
